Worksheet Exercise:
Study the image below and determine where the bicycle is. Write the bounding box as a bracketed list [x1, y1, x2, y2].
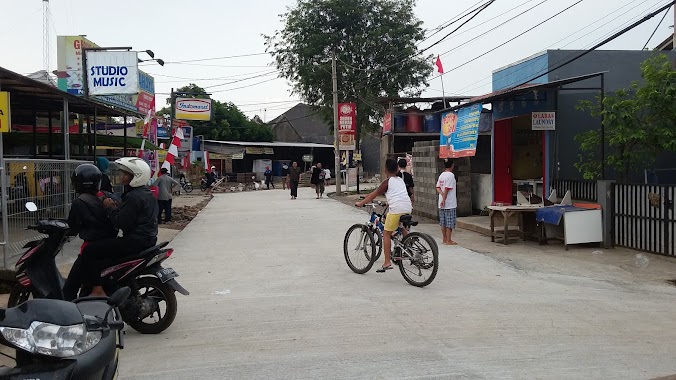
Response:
[343, 202, 439, 287]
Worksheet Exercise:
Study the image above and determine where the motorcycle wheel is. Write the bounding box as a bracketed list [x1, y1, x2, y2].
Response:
[126, 277, 178, 334]
[184, 184, 193, 193]
[7, 285, 32, 307]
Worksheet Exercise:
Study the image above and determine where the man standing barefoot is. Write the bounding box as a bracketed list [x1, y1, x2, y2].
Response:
[288, 161, 302, 199]
[436, 158, 457, 245]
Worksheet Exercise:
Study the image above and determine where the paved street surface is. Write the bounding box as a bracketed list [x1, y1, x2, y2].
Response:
[119, 187, 676, 380]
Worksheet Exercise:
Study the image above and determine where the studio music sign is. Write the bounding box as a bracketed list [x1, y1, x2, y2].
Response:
[86, 51, 139, 96]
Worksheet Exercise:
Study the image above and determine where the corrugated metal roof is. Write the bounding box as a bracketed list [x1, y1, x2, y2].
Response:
[204, 140, 333, 148]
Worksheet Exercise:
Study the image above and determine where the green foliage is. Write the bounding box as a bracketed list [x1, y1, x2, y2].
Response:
[575, 54, 676, 181]
[264, 0, 432, 133]
[156, 84, 272, 142]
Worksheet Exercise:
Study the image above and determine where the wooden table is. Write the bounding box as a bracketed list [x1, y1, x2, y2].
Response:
[488, 205, 543, 245]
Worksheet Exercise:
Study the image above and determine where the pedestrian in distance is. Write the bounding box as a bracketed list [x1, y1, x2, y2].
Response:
[281, 163, 289, 190]
[155, 167, 179, 224]
[287, 161, 302, 199]
[355, 158, 412, 273]
[264, 166, 275, 190]
[396, 158, 415, 205]
[311, 162, 326, 199]
[436, 158, 458, 245]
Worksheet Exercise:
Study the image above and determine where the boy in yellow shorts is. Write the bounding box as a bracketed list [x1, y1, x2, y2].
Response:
[356, 158, 412, 272]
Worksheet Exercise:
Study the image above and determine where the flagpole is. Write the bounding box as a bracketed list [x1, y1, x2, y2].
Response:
[440, 73, 446, 108]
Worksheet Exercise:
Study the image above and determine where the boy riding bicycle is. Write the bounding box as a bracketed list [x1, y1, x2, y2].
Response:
[355, 158, 412, 273]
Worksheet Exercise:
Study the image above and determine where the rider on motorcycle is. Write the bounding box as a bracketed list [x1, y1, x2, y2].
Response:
[63, 164, 119, 301]
[80, 157, 159, 297]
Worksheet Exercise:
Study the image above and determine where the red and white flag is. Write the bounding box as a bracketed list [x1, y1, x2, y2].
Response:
[161, 127, 184, 171]
[435, 56, 444, 74]
[203, 151, 210, 172]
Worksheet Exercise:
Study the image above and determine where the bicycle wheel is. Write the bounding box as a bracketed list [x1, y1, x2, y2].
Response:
[397, 232, 439, 287]
[343, 224, 377, 274]
[373, 229, 383, 261]
[184, 184, 193, 193]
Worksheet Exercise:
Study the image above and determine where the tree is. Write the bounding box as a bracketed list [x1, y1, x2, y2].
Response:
[156, 84, 272, 142]
[575, 54, 676, 181]
[264, 0, 432, 134]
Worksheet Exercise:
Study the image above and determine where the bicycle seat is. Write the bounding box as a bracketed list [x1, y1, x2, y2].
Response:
[399, 215, 418, 227]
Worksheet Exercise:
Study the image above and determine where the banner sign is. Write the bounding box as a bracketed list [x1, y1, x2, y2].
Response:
[532, 111, 555, 130]
[56, 36, 141, 112]
[0, 92, 10, 133]
[338, 102, 356, 150]
[86, 51, 139, 95]
[175, 98, 212, 121]
[382, 111, 393, 135]
[135, 71, 155, 115]
[439, 103, 482, 158]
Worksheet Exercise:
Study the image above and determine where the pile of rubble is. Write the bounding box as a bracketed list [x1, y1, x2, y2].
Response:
[162, 198, 211, 230]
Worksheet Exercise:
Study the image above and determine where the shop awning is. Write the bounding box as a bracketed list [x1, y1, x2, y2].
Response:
[5, 133, 160, 151]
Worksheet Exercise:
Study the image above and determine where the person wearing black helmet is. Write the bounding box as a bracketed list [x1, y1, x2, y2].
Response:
[63, 163, 119, 300]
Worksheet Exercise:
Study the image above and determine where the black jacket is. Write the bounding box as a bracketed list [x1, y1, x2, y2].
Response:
[67, 193, 118, 242]
[108, 186, 158, 244]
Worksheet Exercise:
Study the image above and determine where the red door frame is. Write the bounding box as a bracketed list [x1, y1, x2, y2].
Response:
[493, 118, 512, 205]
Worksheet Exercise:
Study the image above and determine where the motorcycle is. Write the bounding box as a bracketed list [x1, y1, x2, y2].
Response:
[0, 287, 130, 379]
[179, 177, 193, 193]
[7, 202, 189, 335]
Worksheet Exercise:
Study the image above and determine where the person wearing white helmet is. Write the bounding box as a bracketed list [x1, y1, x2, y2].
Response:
[79, 157, 159, 297]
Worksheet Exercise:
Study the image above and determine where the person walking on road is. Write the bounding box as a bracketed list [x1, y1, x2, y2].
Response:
[311, 162, 326, 199]
[155, 167, 179, 224]
[436, 158, 458, 245]
[264, 166, 275, 190]
[288, 161, 302, 199]
[281, 163, 289, 190]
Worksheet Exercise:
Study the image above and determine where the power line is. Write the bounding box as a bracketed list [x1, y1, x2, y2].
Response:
[148, 69, 277, 82]
[449, 0, 655, 95]
[420, 0, 496, 53]
[422, 0, 489, 41]
[203, 70, 279, 89]
[141, 63, 272, 68]
[431, 0, 584, 80]
[163, 52, 269, 64]
[643, 4, 672, 49]
[209, 77, 282, 93]
[437, 0, 550, 58]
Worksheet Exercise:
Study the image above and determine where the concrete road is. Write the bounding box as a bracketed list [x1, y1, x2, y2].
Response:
[119, 186, 676, 380]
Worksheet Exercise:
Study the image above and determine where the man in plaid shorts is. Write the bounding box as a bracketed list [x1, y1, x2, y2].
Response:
[436, 158, 457, 245]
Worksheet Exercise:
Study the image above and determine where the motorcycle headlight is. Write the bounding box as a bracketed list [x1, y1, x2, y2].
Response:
[0, 321, 101, 358]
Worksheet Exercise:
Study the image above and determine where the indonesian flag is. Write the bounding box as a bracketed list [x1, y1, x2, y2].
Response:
[435, 55, 444, 74]
[203, 151, 210, 172]
[161, 127, 184, 171]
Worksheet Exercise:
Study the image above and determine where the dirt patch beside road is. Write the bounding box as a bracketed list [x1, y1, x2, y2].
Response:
[161, 194, 212, 230]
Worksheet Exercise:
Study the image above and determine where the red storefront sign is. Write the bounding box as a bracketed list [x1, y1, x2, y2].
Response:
[338, 102, 356, 150]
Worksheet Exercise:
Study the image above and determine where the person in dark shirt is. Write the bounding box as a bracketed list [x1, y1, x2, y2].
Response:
[287, 161, 302, 199]
[264, 166, 275, 189]
[96, 157, 113, 192]
[396, 158, 415, 204]
[63, 164, 119, 301]
[311, 162, 326, 199]
[80, 157, 158, 297]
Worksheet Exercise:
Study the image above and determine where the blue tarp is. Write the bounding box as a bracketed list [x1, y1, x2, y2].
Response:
[536, 205, 587, 225]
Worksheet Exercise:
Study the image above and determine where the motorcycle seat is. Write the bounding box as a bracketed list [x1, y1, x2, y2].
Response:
[116, 241, 170, 262]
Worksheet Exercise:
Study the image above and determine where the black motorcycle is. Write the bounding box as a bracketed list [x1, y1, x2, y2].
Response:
[7, 202, 189, 334]
[0, 287, 129, 379]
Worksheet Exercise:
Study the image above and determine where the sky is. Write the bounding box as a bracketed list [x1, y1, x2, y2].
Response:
[1, 0, 674, 121]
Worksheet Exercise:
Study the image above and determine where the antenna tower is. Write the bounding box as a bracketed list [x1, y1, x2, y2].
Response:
[43, 0, 50, 72]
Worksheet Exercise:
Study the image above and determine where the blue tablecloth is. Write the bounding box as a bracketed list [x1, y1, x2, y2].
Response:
[536, 205, 587, 225]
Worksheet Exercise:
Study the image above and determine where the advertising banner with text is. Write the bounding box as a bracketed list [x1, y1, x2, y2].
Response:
[338, 102, 356, 150]
[439, 103, 482, 158]
[175, 98, 212, 121]
[86, 51, 139, 95]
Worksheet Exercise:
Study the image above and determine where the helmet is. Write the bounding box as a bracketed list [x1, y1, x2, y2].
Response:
[72, 164, 102, 194]
[114, 157, 151, 187]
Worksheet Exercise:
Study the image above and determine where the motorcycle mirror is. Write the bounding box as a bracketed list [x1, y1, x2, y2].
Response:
[25, 202, 38, 212]
[108, 287, 131, 307]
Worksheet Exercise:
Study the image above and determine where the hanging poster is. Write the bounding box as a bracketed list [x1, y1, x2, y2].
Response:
[439, 103, 482, 158]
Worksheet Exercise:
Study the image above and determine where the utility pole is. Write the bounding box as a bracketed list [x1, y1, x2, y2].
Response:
[332, 54, 342, 195]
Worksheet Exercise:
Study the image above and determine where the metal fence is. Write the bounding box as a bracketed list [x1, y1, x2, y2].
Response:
[613, 183, 675, 256]
[551, 179, 598, 202]
[0, 158, 89, 268]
